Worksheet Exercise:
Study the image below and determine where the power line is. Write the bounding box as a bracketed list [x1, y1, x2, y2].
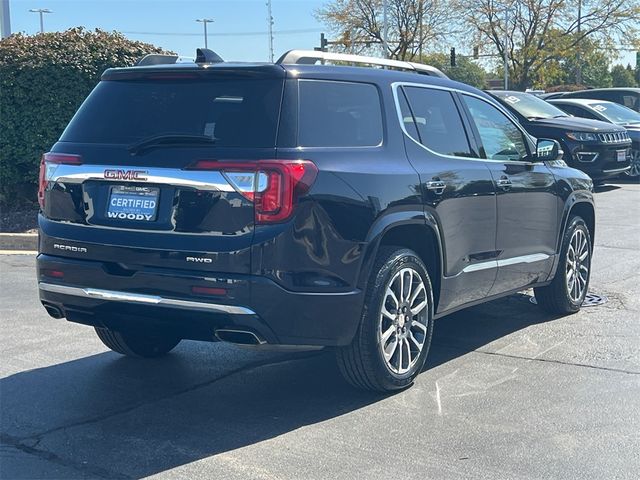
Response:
[121, 28, 321, 37]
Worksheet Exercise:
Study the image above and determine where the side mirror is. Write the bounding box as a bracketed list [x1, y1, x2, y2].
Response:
[536, 138, 562, 161]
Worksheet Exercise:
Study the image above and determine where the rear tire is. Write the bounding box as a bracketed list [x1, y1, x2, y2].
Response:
[337, 247, 434, 392]
[95, 327, 180, 358]
[534, 215, 591, 315]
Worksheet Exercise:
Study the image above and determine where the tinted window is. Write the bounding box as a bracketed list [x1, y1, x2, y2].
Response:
[402, 87, 473, 157]
[61, 76, 283, 147]
[298, 80, 383, 147]
[463, 95, 529, 161]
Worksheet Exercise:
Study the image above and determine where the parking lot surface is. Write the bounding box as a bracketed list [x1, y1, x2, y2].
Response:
[1, 181, 639, 480]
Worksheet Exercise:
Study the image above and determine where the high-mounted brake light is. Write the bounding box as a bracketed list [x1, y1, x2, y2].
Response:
[186, 160, 318, 224]
[38, 153, 82, 208]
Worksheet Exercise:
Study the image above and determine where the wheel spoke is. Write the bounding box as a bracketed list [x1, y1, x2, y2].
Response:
[397, 338, 403, 369]
[412, 299, 428, 315]
[386, 288, 399, 308]
[405, 271, 413, 303]
[384, 337, 398, 362]
[409, 283, 425, 307]
[381, 325, 395, 344]
[409, 331, 422, 351]
[579, 250, 589, 262]
[403, 338, 412, 366]
[411, 320, 427, 333]
[398, 271, 405, 302]
[381, 304, 395, 321]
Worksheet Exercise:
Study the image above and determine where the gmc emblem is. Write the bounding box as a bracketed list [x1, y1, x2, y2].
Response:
[104, 169, 148, 181]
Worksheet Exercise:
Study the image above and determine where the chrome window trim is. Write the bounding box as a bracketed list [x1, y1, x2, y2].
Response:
[39, 282, 256, 315]
[391, 81, 537, 165]
[48, 164, 235, 192]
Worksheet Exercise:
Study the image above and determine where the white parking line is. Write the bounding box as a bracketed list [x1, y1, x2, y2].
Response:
[0, 250, 37, 255]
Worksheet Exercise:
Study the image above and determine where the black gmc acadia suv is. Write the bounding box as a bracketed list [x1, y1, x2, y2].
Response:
[37, 49, 596, 392]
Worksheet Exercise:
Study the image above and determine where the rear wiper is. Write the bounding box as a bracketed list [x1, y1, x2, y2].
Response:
[128, 134, 215, 155]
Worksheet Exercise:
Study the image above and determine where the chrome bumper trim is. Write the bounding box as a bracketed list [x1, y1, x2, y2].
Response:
[38, 282, 256, 315]
[602, 166, 631, 174]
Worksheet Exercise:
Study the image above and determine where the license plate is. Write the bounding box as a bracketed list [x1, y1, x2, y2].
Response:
[107, 185, 159, 221]
[617, 150, 627, 162]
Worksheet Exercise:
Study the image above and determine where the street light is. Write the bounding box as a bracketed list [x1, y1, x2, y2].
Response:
[195, 18, 214, 49]
[29, 8, 52, 34]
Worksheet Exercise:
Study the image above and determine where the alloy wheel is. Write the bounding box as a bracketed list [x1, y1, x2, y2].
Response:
[625, 150, 640, 177]
[378, 268, 429, 374]
[566, 229, 590, 303]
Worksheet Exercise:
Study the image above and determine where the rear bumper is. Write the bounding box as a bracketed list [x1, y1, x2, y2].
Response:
[37, 254, 364, 346]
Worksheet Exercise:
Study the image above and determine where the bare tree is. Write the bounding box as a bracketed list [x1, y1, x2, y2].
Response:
[316, 0, 453, 61]
[454, 0, 640, 88]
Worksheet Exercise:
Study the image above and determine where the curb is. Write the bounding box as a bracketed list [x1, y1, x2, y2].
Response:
[0, 233, 38, 251]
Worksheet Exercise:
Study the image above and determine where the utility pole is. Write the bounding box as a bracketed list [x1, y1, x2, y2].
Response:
[29, 8, 52, 34]
[195, 18, 214, 49]
[418, 0, 423, 58]
[576, 0, 583, 84]
[382, 0, 388, 58]
[1, 0, 11, 39]
[266, 0, 274, 62]
[503, 7, 511, 90]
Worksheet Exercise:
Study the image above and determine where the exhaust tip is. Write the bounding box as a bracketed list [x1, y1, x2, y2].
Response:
[215, 328, 266, 346]
[43, 304, 64, 319]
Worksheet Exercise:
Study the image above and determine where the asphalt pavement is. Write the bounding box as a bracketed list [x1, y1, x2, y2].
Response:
[1, 181, 639, 480]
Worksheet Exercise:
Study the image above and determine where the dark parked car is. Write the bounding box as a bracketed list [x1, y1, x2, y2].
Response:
[488, 90, 631, 181]
[549, 98, 640, 177]
[556, 88, 640, 113]
[37, 49, 596, 392]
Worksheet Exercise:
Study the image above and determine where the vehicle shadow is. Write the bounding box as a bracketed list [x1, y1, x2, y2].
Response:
[1, 293, 553, 479]
[593, 184, 622, 193]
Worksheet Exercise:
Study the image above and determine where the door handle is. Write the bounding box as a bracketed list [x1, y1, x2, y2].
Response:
[426, 180, 446, 195]
[496, 176, 512, 190]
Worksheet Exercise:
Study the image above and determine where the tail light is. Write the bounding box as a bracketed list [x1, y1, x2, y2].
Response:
[38, 153, 82, 208]
[187, 160, 318, 224]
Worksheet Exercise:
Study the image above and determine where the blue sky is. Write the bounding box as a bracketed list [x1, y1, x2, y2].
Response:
[6, 0, 636, 66]
[9, 0, 327, 61]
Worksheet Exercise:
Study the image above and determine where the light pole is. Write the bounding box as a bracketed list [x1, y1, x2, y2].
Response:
[195, 18, 214, 49]
[382, 0, 388, 58]
[576, 0, 582, 84]
[29, 8, 52, 34]
[266, 0, 274, 62]
[1, 0, 11, 39]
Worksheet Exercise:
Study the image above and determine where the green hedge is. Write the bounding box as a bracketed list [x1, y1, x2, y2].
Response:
[0, 28, 171, 207]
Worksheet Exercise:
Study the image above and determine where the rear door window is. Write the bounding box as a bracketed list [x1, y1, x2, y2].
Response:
[401, 86, 473, 157]
[298, 80, 383, 147]
[60, 75, 283, 147]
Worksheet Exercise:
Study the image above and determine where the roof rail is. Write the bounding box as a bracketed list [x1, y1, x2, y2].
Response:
[276, 50, 448, 79]
[136, 54, 179, 67]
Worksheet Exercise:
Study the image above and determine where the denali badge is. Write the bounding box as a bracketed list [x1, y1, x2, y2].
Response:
[104, 169, 148, 181]
[186, 256, 213, 263]
[53, 244, 87, 253]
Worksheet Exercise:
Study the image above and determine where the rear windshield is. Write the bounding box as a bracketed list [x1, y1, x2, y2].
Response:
[60, 76, 283, 147]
